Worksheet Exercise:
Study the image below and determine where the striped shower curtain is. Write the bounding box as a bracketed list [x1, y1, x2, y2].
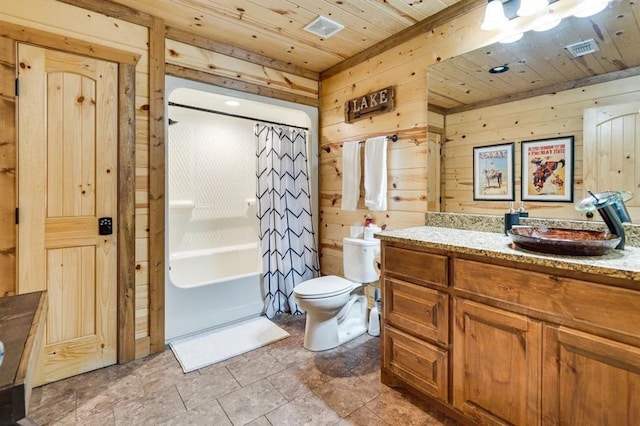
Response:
[255, 124, 319, 317]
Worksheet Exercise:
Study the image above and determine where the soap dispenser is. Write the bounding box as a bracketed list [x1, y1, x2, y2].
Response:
[518, 201, 529, 218]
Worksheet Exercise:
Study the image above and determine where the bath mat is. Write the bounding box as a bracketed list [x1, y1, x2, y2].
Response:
[169, 316, 290, 373]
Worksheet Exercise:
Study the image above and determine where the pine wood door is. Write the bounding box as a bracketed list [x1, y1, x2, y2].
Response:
[17, 44, 118, 385]
[453, 298, 541, 425]
[583, 102, 640, 215]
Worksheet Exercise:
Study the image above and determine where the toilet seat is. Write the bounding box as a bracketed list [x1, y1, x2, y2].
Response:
[294, 276, 356, 299]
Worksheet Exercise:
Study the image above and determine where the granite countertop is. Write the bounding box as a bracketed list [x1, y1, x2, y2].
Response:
[376, 226, 640, 282]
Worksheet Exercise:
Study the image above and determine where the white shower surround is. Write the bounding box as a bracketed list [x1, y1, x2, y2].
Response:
[164, 76, 319, 341]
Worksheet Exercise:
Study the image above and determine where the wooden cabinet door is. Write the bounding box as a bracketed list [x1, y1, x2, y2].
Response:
[542, 326, 640, 425]
[17, 44, 118, 385]
[453, 299, 541, 425]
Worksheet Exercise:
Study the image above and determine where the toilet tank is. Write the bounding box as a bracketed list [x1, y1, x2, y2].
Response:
[342, 237, 380, 283]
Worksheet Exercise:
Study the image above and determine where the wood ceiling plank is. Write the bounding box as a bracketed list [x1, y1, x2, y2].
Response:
[180, 0, 366, 59]
[321, 0, 486, 79]
[164, 27, 318, 80]
[247, 0, 394, 41]
[113, 0, 340, 71]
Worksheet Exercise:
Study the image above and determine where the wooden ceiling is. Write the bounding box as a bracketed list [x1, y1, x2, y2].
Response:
[428, 0, 640, 113]
[111, 0, 463, 73]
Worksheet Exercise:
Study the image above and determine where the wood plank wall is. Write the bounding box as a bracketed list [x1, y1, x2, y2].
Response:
[0, 0, 151, 351]
[164, 38, 319, 105]
[318, 0, 606, 276]
[319, 4, 494, 276]
[443, 75, 640, 220]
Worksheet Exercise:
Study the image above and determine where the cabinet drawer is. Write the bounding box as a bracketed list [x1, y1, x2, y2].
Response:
[384, 277, 448, 345]
[454, 259, 640, 341]
[384, 245, 448, 288]
[383, 326, 448, 401]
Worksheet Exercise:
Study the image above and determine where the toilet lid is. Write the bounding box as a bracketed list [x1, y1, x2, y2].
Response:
[294, 276, 355, 299]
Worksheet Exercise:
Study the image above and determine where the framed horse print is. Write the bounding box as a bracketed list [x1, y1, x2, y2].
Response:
[473, 143, 515, 201]
[521, 136, 574, 202]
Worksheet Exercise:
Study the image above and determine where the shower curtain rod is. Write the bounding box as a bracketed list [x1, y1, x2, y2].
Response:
[168, 101, 310, 131]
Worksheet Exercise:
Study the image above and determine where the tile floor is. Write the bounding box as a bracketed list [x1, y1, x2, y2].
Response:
[26, 314, 456, 425]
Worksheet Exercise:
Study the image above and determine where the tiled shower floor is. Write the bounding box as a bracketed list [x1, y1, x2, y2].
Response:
[26, 314, 457, 425]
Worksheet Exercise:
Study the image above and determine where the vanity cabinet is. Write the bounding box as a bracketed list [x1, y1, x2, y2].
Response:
[379, 240, 640, 425]
[453, 299, 540, 425]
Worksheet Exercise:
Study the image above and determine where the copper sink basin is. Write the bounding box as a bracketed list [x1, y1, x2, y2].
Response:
[507, 227, 621, 256]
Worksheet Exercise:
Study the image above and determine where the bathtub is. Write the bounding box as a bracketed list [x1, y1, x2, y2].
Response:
[165, 243, 265, 341]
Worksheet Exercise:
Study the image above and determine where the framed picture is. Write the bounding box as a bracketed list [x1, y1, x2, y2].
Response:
[473, 143, 515, 201]
[521, 136, 574, 202]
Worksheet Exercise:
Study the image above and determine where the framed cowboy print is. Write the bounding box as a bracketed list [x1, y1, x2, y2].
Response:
[473, 143, 515, 201]
[521, 136, 574, 202]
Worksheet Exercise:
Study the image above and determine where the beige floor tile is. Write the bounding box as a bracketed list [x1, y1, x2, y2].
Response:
[365, 389, 442, 426]
[226, 353, 286, 386]
[28, 314, 456, 426]
[313, 375, 381, 417]
[264, 335, 315, 368]
[27, 386, 76, 425]
[311, 348, 358, 379]
[161, 399, 232, 425]
[75, 374, 144, 420]
[266, 391, 342, 426]
[218, 379, 287, 425]
[176, 365, 241, 410]
[335, 406, 388, 426]
[50, 408, 115, 426]
[266, 359, 334, 401]
[245, 416, 272, 426]
[112, 384, 186, 425]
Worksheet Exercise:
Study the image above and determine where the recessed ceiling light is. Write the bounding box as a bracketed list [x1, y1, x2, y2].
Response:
[489, 65, 510, 74]
[225, 100, 240, 107]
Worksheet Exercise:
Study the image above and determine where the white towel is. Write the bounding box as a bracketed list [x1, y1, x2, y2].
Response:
[364, 136, 388, 211]
[341, 141, 361, 211]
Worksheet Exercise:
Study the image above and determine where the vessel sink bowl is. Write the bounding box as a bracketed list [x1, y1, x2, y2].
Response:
[507, 227, 621, 256]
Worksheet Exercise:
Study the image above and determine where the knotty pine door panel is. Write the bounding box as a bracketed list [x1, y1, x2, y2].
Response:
[17, 44, 118, 385]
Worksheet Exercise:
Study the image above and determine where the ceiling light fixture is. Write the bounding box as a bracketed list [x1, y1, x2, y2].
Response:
[517, 0, 548, 17]
[573, 0, 610, 18]
[481, 0, 509, 31]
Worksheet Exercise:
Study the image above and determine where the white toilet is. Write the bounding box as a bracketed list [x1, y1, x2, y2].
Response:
[293, 237, 380, 351]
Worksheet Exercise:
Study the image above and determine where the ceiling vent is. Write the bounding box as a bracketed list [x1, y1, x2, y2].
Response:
[565, 39, 600, 57]
[303, 16, 344, 39]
